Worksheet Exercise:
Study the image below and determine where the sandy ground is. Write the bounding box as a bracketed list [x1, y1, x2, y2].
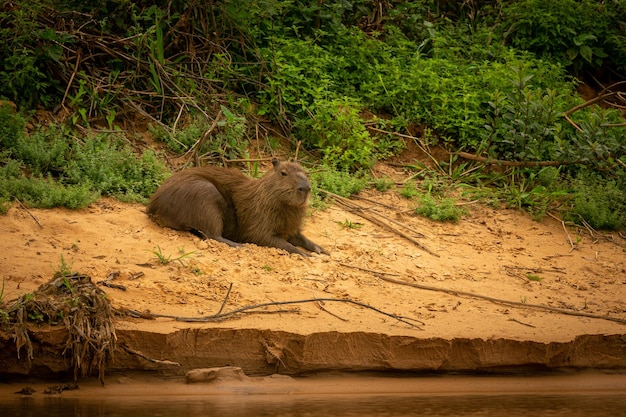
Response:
[1, 163, 625, 345]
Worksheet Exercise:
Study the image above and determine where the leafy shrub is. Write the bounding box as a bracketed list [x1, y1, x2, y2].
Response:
[12, 125, 70, 175]
[151, 106, 250, 161]
[500, 0, 625, 73]
[399, 182, 419, 199]
[310, 166, 369, 206]
[2, 176, 97, 209]
[564, 170, 626, 230]
[414, 193, 466, 223]
[294, 97, 378, 170]
[64, 135, 168, 202]
[373, 177, 394, 192]
[0, 0, 67, 108]
[0, 116, 168, 208]
[0, 103, 25, 149]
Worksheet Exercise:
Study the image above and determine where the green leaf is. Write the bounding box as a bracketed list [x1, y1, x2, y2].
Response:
[579, 45, 593, 63]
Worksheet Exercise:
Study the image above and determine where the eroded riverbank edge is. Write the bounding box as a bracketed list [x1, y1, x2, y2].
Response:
[1, 327, 625, 381]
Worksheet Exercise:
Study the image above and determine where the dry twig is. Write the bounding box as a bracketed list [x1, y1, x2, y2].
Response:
[375, 274, 626, 326]
[547, 212, 576, 251]
[120, 344, 180, 366]
[14, 198, 43, 228]
[322, 190, 439, 257]
[136, 297, 424, 329]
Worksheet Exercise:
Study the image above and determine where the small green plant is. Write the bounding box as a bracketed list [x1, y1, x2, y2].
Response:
[526, 274, 542, 282]
[28, 308, 45, 323]
[563, 170, 626, 230]
[414, 193, 466, 222]
[57, 255, 73, 277]
[261, 265, 273, 272]
[337, 219, 363, 229]
[373, 177, 394, 192]
[400, 182, 419, 199]
[296, 97, 379, 171]
[64, 134, 168, 203]
[310, 166, 369, 207]
[151, 246, 195, 265]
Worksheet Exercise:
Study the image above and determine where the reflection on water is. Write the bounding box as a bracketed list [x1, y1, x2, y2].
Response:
[4, 394, 626, 417]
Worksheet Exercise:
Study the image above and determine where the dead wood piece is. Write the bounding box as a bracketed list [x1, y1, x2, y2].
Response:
[121, 344, 180, 366]
[128, 272, 145, 280]
[97, 270, 127, 291]
[99, 282, 127, 291]
[375, 275, 626, 326]
[508, 318, 536, 328]
[316, 300, 349, 322]
[14, 197, 43, 228]
[143, 297, 423, 329]
[452, 151, 583, 168]
[323, 190, 438, 257]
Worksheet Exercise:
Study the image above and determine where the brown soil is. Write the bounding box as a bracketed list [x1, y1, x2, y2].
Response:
[1, 162, 625, 378]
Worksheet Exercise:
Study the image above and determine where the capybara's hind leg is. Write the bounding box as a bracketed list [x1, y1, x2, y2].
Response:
[187, 182, 240, 247]
[150, 175, 239, 247]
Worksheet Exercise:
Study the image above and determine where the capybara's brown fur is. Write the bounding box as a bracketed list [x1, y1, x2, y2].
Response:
[147, 159, 327, 256]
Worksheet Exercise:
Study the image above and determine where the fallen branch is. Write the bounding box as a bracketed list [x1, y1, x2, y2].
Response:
[564, 91, 617, 132]
[451, 151, 583, 168]
[508, 318, 536, 328]
[375, 275, 626, 326]
[139, 298, 424, 329]
[14, 197, 43, 228]
[97, 270, 127, 291]
[216, 282, 233, 316]
[322, 190, 439, 257]
[316, 300, 349, 322]
[564, 80, 626, 132]
[120, 344, 180, 366]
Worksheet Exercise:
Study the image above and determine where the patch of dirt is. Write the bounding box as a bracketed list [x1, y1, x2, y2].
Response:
[1, 163, 625, 376]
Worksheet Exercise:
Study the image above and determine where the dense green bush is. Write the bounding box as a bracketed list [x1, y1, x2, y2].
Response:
[414, 193, 466, 223]
[501, 0, 626, 74]
[0, 107, 168, 209]
[0, 1, 624, 229]
[563, 170, 626, 230]
[64, 135, 167, 201]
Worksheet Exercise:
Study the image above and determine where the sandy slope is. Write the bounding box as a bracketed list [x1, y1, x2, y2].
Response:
[2, 173, 625, 348]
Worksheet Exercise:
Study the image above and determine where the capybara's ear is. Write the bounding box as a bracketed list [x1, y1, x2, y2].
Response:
[271, 158, 280, 168]
[289, 157, 297, 163]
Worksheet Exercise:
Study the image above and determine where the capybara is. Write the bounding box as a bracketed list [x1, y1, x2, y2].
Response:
[147, 158, 328, 256]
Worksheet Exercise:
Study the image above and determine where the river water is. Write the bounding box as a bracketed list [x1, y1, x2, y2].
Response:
[2, 373, 626, 417]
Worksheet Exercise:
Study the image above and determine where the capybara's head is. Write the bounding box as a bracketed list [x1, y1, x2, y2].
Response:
[265, 158, 312, 207]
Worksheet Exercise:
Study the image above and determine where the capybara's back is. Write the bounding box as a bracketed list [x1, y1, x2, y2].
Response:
[146, 166, 246, 246]
[147, 159, 327, 256]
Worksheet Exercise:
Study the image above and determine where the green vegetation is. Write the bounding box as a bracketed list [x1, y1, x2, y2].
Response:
[373, 177, 395, 192]
[0, 0, 624, 229]
[414, 193, 467, 223]
[0, 103, 168, 210]
[399, 183, 420, 200]
[337, 219, 364, 230]
[150, 246, 196, 266]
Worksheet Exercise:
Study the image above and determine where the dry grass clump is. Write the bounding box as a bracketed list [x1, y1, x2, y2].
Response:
[4, 272, 116, 384]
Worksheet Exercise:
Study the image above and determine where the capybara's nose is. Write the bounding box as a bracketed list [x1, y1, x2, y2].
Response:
[297, 176, 311, 193]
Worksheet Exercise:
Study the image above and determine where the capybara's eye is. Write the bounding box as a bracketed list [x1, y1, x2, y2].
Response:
[281, 171, 287, 176]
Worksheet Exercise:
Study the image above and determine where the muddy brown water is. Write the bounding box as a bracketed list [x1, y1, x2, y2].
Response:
[2, 373, 626, 416]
